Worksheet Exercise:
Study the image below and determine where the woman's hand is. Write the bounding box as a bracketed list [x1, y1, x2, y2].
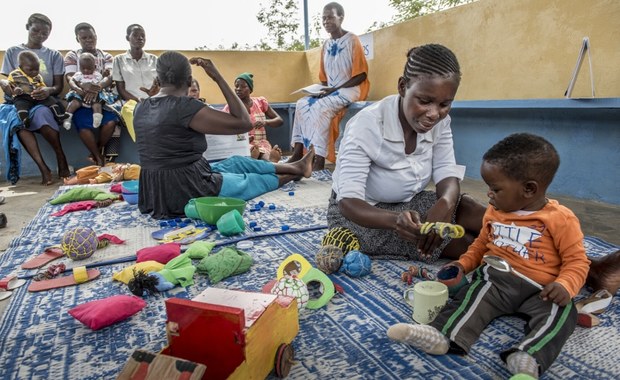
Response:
[81, 82, 101, 104]
[317, 87, 337, 98]
[81, 82, 102, 94]
[540, 282, 571, 306]
[416, 196, 456, 257]
[139, 78, 160, 98]
[189, 57, 221, 81]
[0, 79, 11, 94]
[253, 114, 267, 129]
[394, 210, 423, 243]
[30, 87, 51, 101]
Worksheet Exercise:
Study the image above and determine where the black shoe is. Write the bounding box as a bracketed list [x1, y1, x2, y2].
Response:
[0, 212, 6, 228]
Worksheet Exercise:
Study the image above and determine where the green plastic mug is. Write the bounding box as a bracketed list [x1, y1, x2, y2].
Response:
[216, 209, 245, 236]
[184, 199, 200, 219]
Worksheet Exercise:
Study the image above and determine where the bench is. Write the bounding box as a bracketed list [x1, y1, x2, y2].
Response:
[5, 97, 619, 205]
[269, 101, 373, 155]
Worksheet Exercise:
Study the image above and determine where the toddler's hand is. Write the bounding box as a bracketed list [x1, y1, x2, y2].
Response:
[540, 282, 571, 306]
[31, 87, 50, 100]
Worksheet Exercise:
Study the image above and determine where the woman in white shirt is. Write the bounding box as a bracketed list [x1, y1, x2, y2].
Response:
[328, 44, 486, 263]
[112, 24, 158, 102]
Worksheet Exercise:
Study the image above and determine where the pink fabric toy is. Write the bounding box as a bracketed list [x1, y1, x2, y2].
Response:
[51, 201, 98, 216]
[136, 242, 181, 264]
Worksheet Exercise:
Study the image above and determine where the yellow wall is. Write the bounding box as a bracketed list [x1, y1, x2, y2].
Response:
[1, 0, 617, 102]
[363, 0, 619, 100]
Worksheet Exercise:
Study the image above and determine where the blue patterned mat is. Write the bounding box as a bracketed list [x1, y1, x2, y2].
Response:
[0, 173, 618, 380]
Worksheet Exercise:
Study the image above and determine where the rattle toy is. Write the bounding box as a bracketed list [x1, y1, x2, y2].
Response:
[420, 222, 465, 239]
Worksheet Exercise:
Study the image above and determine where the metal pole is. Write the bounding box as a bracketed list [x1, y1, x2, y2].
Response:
[304, 0, 310, 50]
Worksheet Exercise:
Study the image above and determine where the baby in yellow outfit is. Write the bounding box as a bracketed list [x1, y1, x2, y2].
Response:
[63, 163, 141, 185]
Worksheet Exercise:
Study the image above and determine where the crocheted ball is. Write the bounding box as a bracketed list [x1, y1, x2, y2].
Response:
[321, 227, 360, 254]
[315, 244, 344, 274]
[340, 250, 372, 277]
[61, 227, 98, 260]
[271, 275, 310, 310]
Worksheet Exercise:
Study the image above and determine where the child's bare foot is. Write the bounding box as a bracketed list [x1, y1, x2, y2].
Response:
[250, 145, 260, 159]
[587, 250, 620, 294]
[269, 145, 282, 163]
[63, 176, 79, 186]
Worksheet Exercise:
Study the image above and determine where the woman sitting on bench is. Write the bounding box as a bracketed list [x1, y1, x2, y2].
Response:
[288, 1, 369, 171]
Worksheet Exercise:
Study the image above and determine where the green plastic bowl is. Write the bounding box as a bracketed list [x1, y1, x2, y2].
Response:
[194, 196, 246, 225]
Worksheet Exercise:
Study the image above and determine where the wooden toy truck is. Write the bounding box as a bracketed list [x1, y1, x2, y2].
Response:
[162, 288, 299, 379]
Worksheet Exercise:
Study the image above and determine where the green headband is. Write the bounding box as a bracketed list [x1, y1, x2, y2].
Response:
[236, 72, 254, 92]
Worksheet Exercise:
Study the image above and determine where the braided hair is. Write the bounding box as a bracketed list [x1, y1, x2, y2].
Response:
[403, 44, 461, 82]
[156, 51, 192, 88]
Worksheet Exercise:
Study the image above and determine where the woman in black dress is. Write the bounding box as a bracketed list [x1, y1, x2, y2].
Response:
[133, 51, 314, 219]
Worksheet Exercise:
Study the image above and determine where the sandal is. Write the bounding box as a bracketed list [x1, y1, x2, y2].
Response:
[21, 246, 64, 270]
[577, 312, 601, 328]
[0, 274, 27, 291]
[0, 274, 27, 301]
[162, 228, 209, 245]
[28, 267, 100, 292]
[575, 289, 613, 314]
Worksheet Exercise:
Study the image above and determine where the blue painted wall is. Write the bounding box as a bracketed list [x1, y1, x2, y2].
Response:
[3, 98, 619, 205]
